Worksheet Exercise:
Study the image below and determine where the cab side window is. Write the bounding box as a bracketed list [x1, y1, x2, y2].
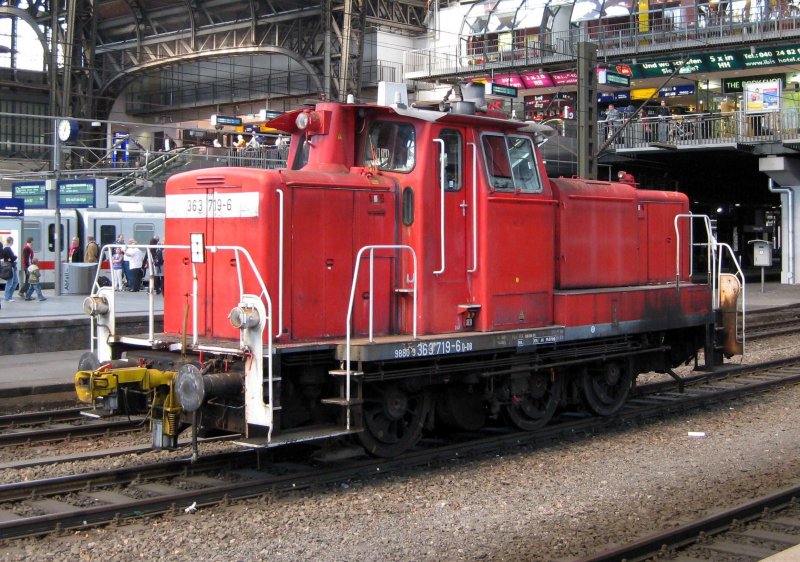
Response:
[481, 133, 541, 193]
[364, 121, 415, 172]
[437, 129, 462, 192]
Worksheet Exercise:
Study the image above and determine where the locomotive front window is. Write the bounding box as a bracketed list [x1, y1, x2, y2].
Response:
[481, 133, 542, 193]
[438, 129, 463, 192]
[364, 121, 416, 173]
[291, 132, 310, 170]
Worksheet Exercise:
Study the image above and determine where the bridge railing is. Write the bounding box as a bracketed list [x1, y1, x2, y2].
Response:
[598, 108, 800, 151]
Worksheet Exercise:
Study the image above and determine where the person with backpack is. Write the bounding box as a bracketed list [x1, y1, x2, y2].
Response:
[2, 237, 19, 302]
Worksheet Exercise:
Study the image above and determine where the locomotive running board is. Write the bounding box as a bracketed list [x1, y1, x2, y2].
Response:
[233, 424, 360, 448]
[337, 325, 566, 363]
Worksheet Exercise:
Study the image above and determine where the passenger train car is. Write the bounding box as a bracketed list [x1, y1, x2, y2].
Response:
[12, 197, 163, 286]
[75, 84, 744, 457]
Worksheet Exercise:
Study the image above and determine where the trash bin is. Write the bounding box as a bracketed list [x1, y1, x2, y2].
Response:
[62, 262, 97, 294]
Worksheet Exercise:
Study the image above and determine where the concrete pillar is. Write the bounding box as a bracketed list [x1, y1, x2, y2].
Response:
[758, 156, 798, 285]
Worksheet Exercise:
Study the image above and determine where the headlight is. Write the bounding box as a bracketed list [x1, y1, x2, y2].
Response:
[295, 112, 309, 130]
[83, 296, 109, 317]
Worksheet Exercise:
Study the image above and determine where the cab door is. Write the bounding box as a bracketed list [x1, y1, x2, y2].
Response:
[429, 127, 473, 332]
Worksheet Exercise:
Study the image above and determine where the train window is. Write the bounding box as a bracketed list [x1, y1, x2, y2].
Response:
[402, 186, 414, 226]
[291, 132, 310, 170]
[99, 225, 116, 248]
[133, 223, 155, 244]
[437, 129, 462, 192]
[47, 223, 65, 253]
[363, 121, 415, 173]
[507, 135, 542, 193]
[23, 222, 40, 252]
[481, 133, 542, 193]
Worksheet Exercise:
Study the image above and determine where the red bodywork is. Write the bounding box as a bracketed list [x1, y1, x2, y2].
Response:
[164, 101, 708, 345]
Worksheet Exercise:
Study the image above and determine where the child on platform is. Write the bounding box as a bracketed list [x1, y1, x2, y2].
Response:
[24, 258, 47, 301]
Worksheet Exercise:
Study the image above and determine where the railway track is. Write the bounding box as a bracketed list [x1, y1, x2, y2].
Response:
[577, 483, 800, 561]
[1, 355, 799, 540]
[746, 304, 800, 340]
[0, 409, 147, 447]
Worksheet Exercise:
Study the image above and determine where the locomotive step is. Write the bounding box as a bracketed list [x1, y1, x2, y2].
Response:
[320, 397, 364, 407]
[234, 424, 360, 448]
[328, 369, 365, 377]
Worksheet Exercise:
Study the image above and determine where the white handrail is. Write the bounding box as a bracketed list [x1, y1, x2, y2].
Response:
[433, 138, 446, 275]
[467, 141, 478, 274]
[276, 188, 284, 338]
[345, 245, 418, 427]
[674, 214, 716, 304]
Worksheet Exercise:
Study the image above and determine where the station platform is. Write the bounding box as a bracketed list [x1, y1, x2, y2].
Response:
[0, 282, 797, 394]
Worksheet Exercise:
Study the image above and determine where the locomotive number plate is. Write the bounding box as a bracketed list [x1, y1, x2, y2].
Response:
[393, 339, 475, 359]
[166, 192, 259, 218]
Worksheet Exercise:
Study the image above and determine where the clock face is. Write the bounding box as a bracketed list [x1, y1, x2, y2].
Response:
[58, 119, 75, 142]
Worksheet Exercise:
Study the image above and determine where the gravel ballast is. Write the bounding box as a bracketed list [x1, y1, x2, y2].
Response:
[1, 336, 798, 562]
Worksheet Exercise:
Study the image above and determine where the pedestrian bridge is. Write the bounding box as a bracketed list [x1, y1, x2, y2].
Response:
[600, 108, 800, 155]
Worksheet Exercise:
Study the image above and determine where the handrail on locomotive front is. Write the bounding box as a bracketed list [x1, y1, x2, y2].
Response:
[87, 242, 274, 354]
[674, 214, 746, 354]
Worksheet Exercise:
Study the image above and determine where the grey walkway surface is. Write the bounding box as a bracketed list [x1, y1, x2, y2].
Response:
[0, 282, 798, 391]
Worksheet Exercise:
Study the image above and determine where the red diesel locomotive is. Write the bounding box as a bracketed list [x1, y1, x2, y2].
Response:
[75, 84, 743, 456]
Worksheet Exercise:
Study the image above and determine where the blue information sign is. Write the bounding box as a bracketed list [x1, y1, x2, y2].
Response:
[12, 181, 48, 209]
[0, 198, 25, 217]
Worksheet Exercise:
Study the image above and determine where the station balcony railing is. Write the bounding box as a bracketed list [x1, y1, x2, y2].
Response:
[404, 4, 800, 79]
[598, 107, 800, 152]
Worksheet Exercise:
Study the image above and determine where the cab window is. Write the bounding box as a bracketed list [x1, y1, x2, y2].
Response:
[437, 129, 462, 192]
[481, 133, 542, 193]
[291, 132, 310, 170]
[364, 121, 415, 172]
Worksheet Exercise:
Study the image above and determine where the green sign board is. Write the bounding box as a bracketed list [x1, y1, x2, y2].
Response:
[633, 46, 800, 78]
[707, 52, 742, 71]
[56, 178, 108, 209]
[485, 83, 518, 97]
[11, 181, 48, 209]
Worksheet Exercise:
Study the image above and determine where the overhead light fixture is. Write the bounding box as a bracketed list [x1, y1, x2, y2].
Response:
[750, 45, 757, 55]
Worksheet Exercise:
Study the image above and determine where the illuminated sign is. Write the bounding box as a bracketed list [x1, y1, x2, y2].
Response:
[775, 46, 800, 64]
[707, 52, 742, 71]
[723, 73, 785, 93]
[56, 178, 108, 209]
[745, 80, 782, 114]
[551, 71, 578, 85]
[485, 83, 518, 97]
[521, 72, 554, 88]
[12, 181, 48, 210]
[742, 48, 776, 68]
[211, 115, 243, 127]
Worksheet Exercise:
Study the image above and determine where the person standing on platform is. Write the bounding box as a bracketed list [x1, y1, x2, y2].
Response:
[23, 258, 46, 301]
[85, 236, 99, 263]
[151, 237, 164, 295]
[657, 100, 671, 142]
[111, 247, 125, 291]
[2, 237, 19, 302]
[19, 236, 34, 297]
[69, 237, 83, 262]
[125, 239, 144, 292]
[120, 235, 131, 289]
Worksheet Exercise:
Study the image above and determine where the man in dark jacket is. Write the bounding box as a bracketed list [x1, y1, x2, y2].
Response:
[2, 237, 19, 302]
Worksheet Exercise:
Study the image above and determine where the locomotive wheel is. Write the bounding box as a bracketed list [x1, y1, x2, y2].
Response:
[504, 372, 563, 431]
[358, 384, 431, 458]
[580, 362, 634, 416]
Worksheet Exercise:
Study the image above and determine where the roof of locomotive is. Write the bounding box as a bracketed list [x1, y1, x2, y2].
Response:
[266, 101, 554, 143]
